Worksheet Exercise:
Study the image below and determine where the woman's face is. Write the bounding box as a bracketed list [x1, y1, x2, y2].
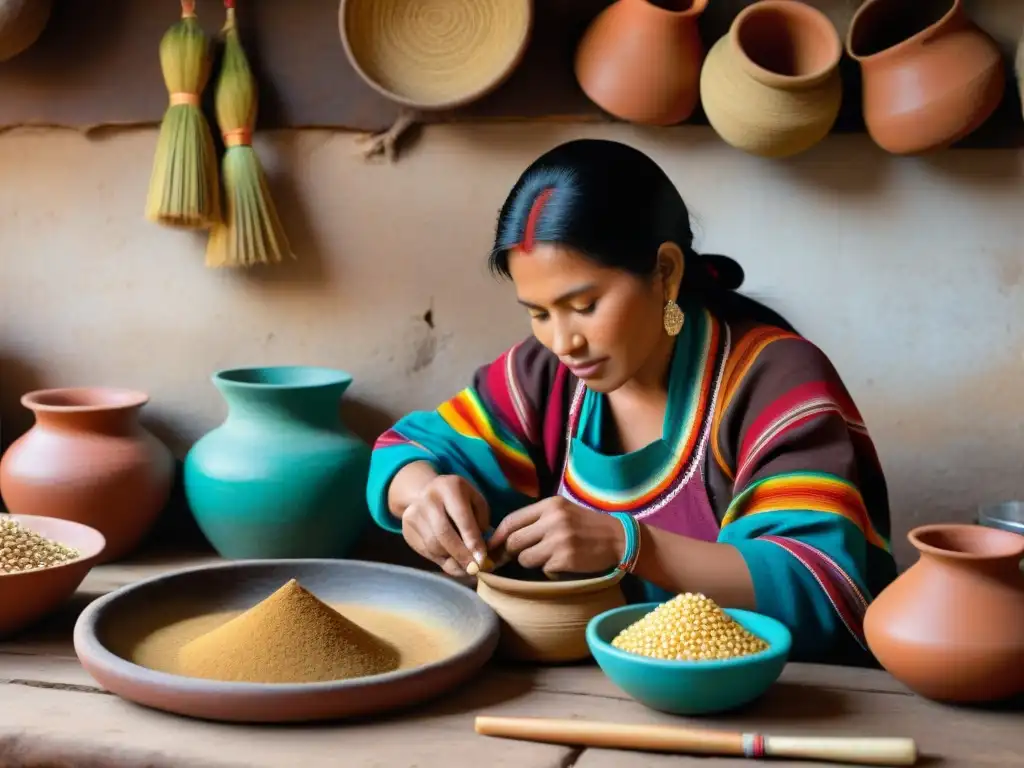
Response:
[507, 244, 679, 393]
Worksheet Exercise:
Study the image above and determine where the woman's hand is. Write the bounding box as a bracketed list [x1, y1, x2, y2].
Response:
[399, 474, 490, 577]
[487, 497, 625, 576]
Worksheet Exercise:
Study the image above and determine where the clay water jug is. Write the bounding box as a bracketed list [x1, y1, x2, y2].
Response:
[846, 0, 1004, 154]
[0, 387, 174, 562]
[575, 0, 708, 125]
[700, 0, 842, 158]
[184, 366, 372, 559]
[864, 523, 1024, 703]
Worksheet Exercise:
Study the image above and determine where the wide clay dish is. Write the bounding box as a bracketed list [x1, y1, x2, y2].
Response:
[339, 0, 533, 110]
[73, 559, 500, 722]
[0, 514, 106, 638]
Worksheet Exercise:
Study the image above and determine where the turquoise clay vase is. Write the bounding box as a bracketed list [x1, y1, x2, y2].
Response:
[184, 366, 371, 559]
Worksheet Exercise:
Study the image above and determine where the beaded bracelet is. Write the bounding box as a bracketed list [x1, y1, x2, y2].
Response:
[609, 512, 641, 573]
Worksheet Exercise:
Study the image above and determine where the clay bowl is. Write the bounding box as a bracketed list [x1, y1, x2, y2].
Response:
[587, 602, 792, 715]
[0, 514, 106, 638]
[475, 569, 626, 663]
[339, 0, 533, 110]
[73, 559, 500, 723]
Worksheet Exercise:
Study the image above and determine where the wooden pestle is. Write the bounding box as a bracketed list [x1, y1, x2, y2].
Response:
[474, 716, 918, 766]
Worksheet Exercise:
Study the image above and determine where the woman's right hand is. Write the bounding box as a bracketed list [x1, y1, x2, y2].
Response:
[399, 473, 490, 577]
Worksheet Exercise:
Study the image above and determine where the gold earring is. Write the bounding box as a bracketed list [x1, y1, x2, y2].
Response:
[663, 299, 684, 337]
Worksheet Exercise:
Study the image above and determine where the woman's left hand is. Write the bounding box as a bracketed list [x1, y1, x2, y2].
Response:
[487, 497, 625, 576]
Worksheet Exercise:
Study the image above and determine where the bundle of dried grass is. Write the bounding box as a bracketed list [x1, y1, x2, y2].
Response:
[145, 0, 220, 229]
[205, 0, 293, 268]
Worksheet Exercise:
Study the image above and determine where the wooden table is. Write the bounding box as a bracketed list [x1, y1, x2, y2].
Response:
[1, 553, 1020, 768]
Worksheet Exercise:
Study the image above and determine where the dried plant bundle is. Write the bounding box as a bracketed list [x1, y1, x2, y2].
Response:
[145, 0, 220, 229]
[205, 0, 293, 268]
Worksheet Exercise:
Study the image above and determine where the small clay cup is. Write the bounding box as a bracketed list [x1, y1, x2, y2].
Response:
[0, 514, 106, 638]
[475, 569, 626, 663]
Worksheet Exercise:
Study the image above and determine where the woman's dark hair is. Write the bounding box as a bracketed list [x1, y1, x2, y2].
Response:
[488, 138, 796, 333]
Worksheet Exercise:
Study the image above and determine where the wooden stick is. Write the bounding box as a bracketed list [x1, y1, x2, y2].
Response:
[474, 716, 917, 766]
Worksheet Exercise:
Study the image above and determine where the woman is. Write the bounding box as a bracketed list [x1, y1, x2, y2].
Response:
[366, 138, 897, 665]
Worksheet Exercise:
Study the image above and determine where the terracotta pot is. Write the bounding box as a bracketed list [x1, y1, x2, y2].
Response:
[0, 388, 174, 563]
[864, 524, 1024, 703]
[0, 0, 52, 62]
[575, 0, 708, 126]
[700, 0, 842, 158]
[846, 0, 1005, 154]
[475, 570, 626, 663]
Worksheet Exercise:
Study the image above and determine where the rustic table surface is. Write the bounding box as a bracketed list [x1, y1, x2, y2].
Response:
[0, 552, 1020, 768]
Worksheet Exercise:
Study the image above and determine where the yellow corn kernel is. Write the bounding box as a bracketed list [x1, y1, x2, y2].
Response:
[611, 592, 769, 661]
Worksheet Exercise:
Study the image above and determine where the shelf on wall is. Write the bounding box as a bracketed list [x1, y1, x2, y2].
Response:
[0, 0, 1020, 149]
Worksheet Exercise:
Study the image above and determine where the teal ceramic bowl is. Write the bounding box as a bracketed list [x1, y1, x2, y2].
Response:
[586, 602, 792, 715]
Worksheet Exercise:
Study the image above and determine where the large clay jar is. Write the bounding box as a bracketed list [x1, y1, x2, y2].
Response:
[575, 0, 708, 125]
[475, 570, 626, 662]
[184, 366, 372, 559]
[700, 0, 842, 159]
[0, 0, 52, 62]
[864, 523, 1024, 703]
[846, 0, 1004, 154]
[0, 388, 174, 563]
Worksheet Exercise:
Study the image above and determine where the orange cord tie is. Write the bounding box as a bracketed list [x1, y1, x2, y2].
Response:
[181, 0, 196, 17]
[223, 128, 252, 147]
[169, 92, 201, 107]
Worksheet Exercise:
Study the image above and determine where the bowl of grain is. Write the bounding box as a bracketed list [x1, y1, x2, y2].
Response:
[0, 514, 106, 638]
[586, 593, 792, 715]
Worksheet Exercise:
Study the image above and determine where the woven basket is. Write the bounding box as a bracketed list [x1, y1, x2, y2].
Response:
[339, 0, 533, 110]
[0, 0, 51, 62]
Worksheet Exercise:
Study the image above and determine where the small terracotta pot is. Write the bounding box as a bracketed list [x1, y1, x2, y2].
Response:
[863, 523, 1024, 703]
[575, 0, 709, 126]
[0, 388, 174, 563]
[846, 0, 1005, 154]
[700, 0, 842, 158]
[475, 570, 626, 663]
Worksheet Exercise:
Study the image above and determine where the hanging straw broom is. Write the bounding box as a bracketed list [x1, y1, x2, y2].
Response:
[145, 0, 220, 229]
[205, 0, 293, 268]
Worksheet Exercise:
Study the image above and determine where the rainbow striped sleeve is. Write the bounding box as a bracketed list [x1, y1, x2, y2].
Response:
[366, 338, 566, 533]
[711, 328, 898, 664]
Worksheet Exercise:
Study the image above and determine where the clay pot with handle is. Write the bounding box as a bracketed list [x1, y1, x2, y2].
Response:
[574, 0, 709, 126]
[700, 0, 843, 158]
[0, 388, 174, 563]
[845, 0, 1004, 154]
[863, 523, 1024, 703]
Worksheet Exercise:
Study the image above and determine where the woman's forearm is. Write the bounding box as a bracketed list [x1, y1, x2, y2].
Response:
[632, 524, 757, 609]
[386, 460, 439, 518]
